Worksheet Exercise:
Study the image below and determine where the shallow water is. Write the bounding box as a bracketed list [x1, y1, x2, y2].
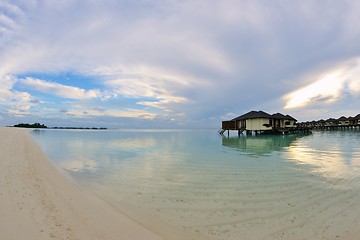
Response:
[31, 129, 360, 240]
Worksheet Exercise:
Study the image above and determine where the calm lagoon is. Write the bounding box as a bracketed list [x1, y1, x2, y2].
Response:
[31, 129, 360, 240]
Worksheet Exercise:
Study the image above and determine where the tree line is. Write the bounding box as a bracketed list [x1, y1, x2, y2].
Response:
[13, 123, 48, 128]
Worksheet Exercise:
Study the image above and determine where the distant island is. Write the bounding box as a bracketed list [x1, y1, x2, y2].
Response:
[13, 123, 48, 128]
[51, 127, 107, 130]
[13, 123, 107, 130]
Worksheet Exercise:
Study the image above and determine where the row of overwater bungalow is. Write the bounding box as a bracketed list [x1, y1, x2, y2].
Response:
[297, 114, 360, 130]
[220, 110, 309, 136]
[220, 111, 360, 136]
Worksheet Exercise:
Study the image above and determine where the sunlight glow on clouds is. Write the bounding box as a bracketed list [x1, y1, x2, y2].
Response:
[284, 58, 360, 109]
[284, 71, 345, 109]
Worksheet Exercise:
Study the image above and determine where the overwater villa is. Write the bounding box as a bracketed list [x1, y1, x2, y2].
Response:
[297, 114, 360, 130]
[220, 110, 306, 136]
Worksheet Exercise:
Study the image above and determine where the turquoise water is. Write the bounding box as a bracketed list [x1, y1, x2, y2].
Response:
[31, 129, 360, 240]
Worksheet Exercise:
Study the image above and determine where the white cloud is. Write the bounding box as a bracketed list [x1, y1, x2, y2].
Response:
[19, 77, 101, 100]
[93, 65, 198, 111]
[0, 1, 24, 30]
[0, 13, 17, 31]
[0, 1, 24, 15]
[65, 108, 157, 120]
[0, 74, 36, 115]
[284, 58, 360, 109]
[136, 100, 170, 111]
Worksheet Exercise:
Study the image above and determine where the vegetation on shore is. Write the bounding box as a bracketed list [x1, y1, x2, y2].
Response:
[13, 123, 48, 128]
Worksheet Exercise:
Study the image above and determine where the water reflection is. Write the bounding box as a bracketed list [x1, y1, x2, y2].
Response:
[285, 131, 360, 182]
[30, 129, 360, 239]
[31, 129, 46, 135]
[222, 133, 310, 156]
[59, 159, 98, 172]
[30, 129, 191, 176]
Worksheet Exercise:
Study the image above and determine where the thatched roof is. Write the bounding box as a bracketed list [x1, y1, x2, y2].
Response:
[338, 116, 348, 121]
[272, 113, 287, 119]
[230, 111, 297, 121]
[231, 111, 272, 121]
[326, 118, 336, 122]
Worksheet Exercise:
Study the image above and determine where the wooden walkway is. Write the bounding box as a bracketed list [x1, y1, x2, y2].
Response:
[219, 127, 311, 136]
[299, 124, 360, 131]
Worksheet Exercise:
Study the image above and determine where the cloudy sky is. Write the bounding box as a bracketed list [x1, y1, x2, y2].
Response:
[1, 0, 360, 128]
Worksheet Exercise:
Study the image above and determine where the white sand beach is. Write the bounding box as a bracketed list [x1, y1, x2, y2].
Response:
[0, 127, 172, 240]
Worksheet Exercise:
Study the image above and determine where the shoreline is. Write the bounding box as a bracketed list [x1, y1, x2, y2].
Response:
[0, 127, 168, 240]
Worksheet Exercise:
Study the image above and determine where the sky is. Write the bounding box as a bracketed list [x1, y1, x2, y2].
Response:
[1, 0, 360, 128]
